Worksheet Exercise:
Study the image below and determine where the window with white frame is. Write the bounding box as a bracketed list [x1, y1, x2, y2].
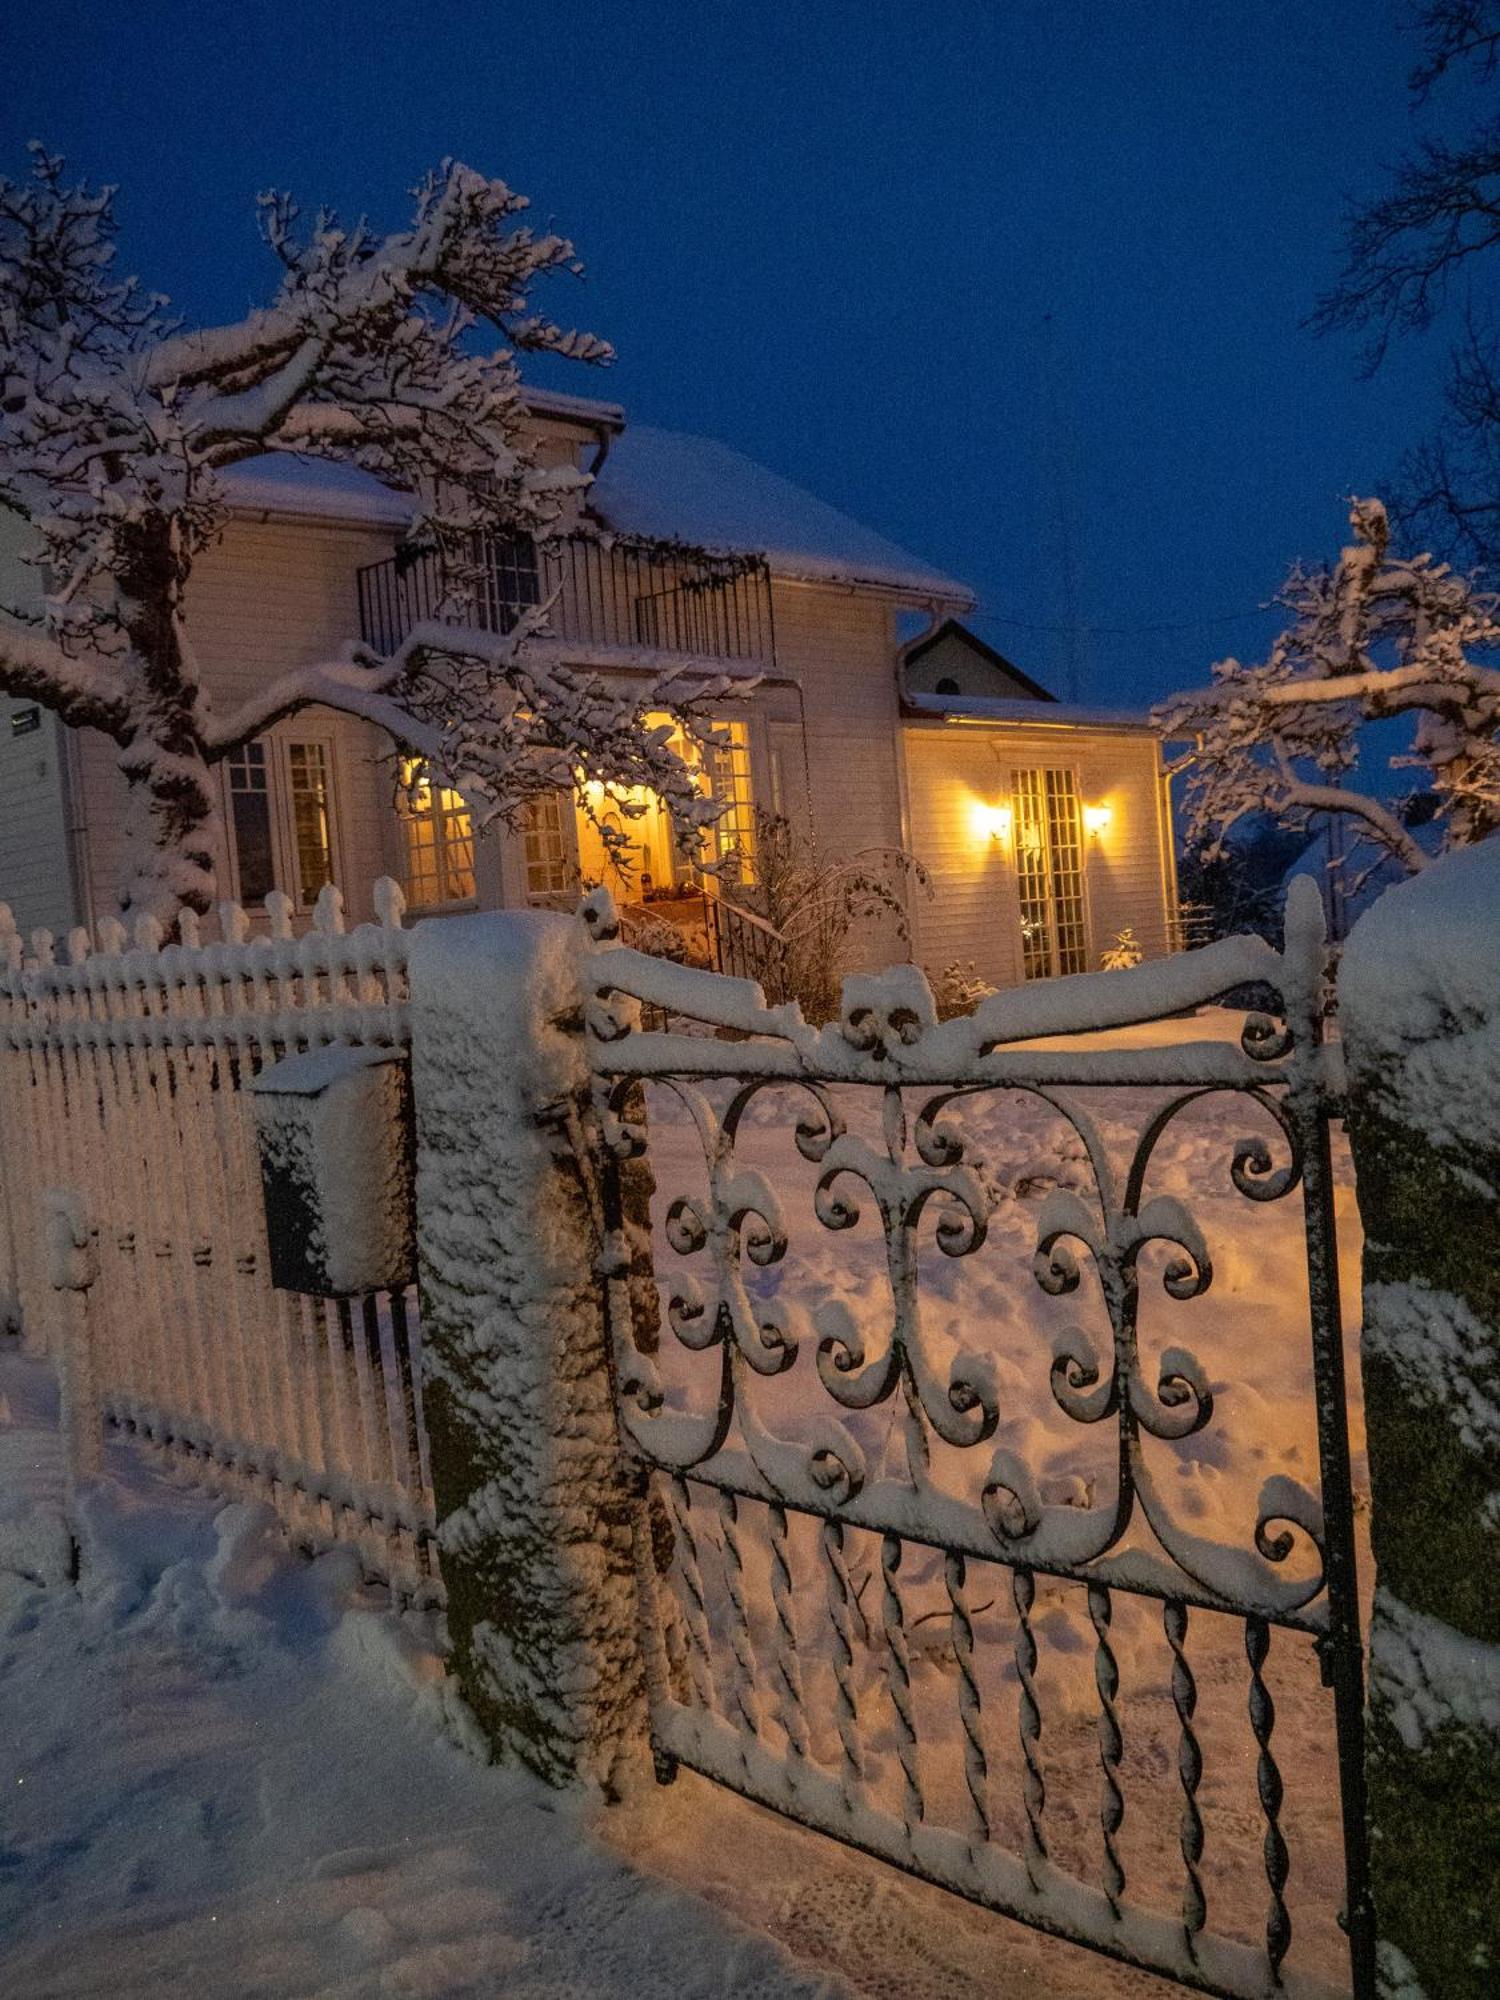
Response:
[224, 733, 344, 913]
[396, 759, 477, 909]
[521, 791, 572, 901]
[1011, 766, 1089, 978]
[705, 719, 756, 882]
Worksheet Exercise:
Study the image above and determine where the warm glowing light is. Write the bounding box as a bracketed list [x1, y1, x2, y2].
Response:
[971, 801, 1013, 843]
[1084, 803, 1113, 838]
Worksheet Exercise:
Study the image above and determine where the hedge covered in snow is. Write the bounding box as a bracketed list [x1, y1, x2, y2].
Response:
[1341, 838, 1500, 2000]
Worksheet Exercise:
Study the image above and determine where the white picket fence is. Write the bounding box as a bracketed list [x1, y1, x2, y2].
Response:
[0, 880, 441, 1604]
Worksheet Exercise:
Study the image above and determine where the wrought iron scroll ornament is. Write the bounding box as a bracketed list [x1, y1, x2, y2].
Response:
[582, 883, 1335, 1627]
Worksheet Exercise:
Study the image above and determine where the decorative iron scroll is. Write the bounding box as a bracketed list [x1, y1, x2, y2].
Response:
[583, 881, 1340, 1631]
[585, 878, 1374, 2000]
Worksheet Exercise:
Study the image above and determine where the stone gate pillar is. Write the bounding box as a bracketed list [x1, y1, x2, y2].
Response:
[406, 909, 649, 1793]
[1339, 843, 1500, 1999]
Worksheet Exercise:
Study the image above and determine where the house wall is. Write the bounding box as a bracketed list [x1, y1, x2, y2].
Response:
[57, 407, 603, 929]
[73, 513, 401, 927]
[768, 577, 910, 968]
[0, 512, 79, 938]
[902, 719, 1177, 988]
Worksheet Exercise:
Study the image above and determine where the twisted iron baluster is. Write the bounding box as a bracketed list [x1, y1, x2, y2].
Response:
[769, 1501, 809, 1762]
[1164, 1599, 1207, 1953]
[667, 1475, 717, 1714]
[716, 1489, 762, 1747]
[946, 1550, 990, 1848]
[1088, 1582, 1126, 1917]
[823, 1518, 864, 1813]
[1246, 1614, 1292, 1981]
[1013, 1565, 1047, 1886]
[881, 1532, 924, 1837]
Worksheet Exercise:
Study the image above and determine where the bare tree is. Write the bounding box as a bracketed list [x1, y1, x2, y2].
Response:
[1313, 2, 1500, 566]
[0, 148, 729, 918]
[1156, 497, 1500, 886]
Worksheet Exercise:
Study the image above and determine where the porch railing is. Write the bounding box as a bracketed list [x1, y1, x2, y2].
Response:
[703, 892, 789, 997]
[357, 531, 776, 667]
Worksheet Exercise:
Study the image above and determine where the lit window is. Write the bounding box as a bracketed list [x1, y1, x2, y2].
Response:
[1011, 767, 1089, 978]
[397, 759, 477, 908]
[522, 792, 571, 900]
[705, 720, 756, 883]
[227, 742, 275, 906]
[287, 742, 337, 908]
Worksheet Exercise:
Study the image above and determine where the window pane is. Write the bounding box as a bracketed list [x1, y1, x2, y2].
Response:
[398, 758, 479, 907]
[228, 742, 276, 907]
[287, 742, 335, 908]
[522, 791, 571, 899]
[707, 720, 756, 884]
[1011, 766, 1088, 978]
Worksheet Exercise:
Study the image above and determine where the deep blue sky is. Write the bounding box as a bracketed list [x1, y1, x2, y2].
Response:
[4, 1, 1480, 704]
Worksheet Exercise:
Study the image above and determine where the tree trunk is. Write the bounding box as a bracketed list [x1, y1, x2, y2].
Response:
[116, 730, 222, 922]
[114, 516, 222, 922]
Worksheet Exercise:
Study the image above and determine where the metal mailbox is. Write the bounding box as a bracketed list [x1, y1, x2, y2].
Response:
[247, 1045, 415, 1296]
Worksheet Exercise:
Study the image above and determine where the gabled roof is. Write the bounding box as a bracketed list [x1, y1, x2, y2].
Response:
[588, 426, 974, 604]
[217, 420, 976, 607]
[901, 617, 1055, 700]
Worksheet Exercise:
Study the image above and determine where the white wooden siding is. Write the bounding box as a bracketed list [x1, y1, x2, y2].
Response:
[902, 720, 1176, 988]
[769, 578, 909, 968]
[74, 516, 400, 925]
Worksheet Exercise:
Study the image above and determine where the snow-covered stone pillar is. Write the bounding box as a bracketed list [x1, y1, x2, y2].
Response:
[406, 910, 648, 1793]
[1340, 843, 1500, 2000]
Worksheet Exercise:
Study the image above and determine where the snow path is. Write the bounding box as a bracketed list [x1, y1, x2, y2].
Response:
[0, 1349, 1192, 2000]
[0, 1353, 842, 2000]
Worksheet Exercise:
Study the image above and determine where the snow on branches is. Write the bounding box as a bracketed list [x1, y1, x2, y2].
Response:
[0, 146, 724, 916]
[1156, 497, 1500, 883]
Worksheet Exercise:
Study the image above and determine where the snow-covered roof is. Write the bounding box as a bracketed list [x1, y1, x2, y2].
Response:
[590, 426, 975, 604]
[904, 690, 1159, 732]
[220, 454, 413, 529]
[219, 421, 977, 607]
[523, 386, 626, 430]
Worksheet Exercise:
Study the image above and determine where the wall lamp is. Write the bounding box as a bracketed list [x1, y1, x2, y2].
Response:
[1084, 803, 1113, 839]
[975, 803, 1013, 843]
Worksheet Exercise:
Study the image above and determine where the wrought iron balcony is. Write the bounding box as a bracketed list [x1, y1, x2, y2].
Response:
[357, 531, 775, 667]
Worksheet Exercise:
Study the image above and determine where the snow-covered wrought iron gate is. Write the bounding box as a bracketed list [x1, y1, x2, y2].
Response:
[583, 880, 1375, 2000]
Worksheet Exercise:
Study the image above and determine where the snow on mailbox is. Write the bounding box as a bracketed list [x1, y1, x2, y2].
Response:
[247, 1045, 414, 1296]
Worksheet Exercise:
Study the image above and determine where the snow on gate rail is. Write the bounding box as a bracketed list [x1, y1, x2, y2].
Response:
[582, 879, 1374, 2000]
[0, 879, 439, 1604]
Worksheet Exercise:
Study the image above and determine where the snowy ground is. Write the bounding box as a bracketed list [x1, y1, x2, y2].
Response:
[0, 1353, 838, 2000]
[0, 1346, 1199, 1998]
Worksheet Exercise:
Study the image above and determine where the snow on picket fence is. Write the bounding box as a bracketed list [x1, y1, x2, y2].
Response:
[0, 878, 440, 1605]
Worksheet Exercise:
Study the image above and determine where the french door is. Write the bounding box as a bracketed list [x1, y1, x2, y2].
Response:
[1012, 766, 1090, 977]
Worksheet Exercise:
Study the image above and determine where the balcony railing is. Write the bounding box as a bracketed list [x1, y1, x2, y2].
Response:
[357, 531, 775, 667]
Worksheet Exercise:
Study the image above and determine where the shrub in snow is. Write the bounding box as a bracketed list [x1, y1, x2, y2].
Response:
[1339, 838, 1500, 1999]
[727, 809, 928, 1022]
[1099, 927, 1143, 971]
[1158, 498, 1500, 903]
[930, 959, 996, 1019]
[0, 148, 730, 918]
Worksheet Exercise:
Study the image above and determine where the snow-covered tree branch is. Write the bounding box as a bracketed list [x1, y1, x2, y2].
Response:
[1311, 2, 1500, 566]
[0, 145, 724, 917]
[1156, 497, 1500, 877]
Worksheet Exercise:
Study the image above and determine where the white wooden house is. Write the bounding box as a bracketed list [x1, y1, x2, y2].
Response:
[0, 392, 1182, 988]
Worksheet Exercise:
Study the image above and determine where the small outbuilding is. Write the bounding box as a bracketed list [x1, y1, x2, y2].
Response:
[899, 626, 1181, 987]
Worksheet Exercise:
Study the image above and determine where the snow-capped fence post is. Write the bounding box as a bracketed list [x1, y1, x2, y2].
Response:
[405, 909, 649, 1793]
[42, 1188, 102, 1506]
[1340, 844, 1500, 2000]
